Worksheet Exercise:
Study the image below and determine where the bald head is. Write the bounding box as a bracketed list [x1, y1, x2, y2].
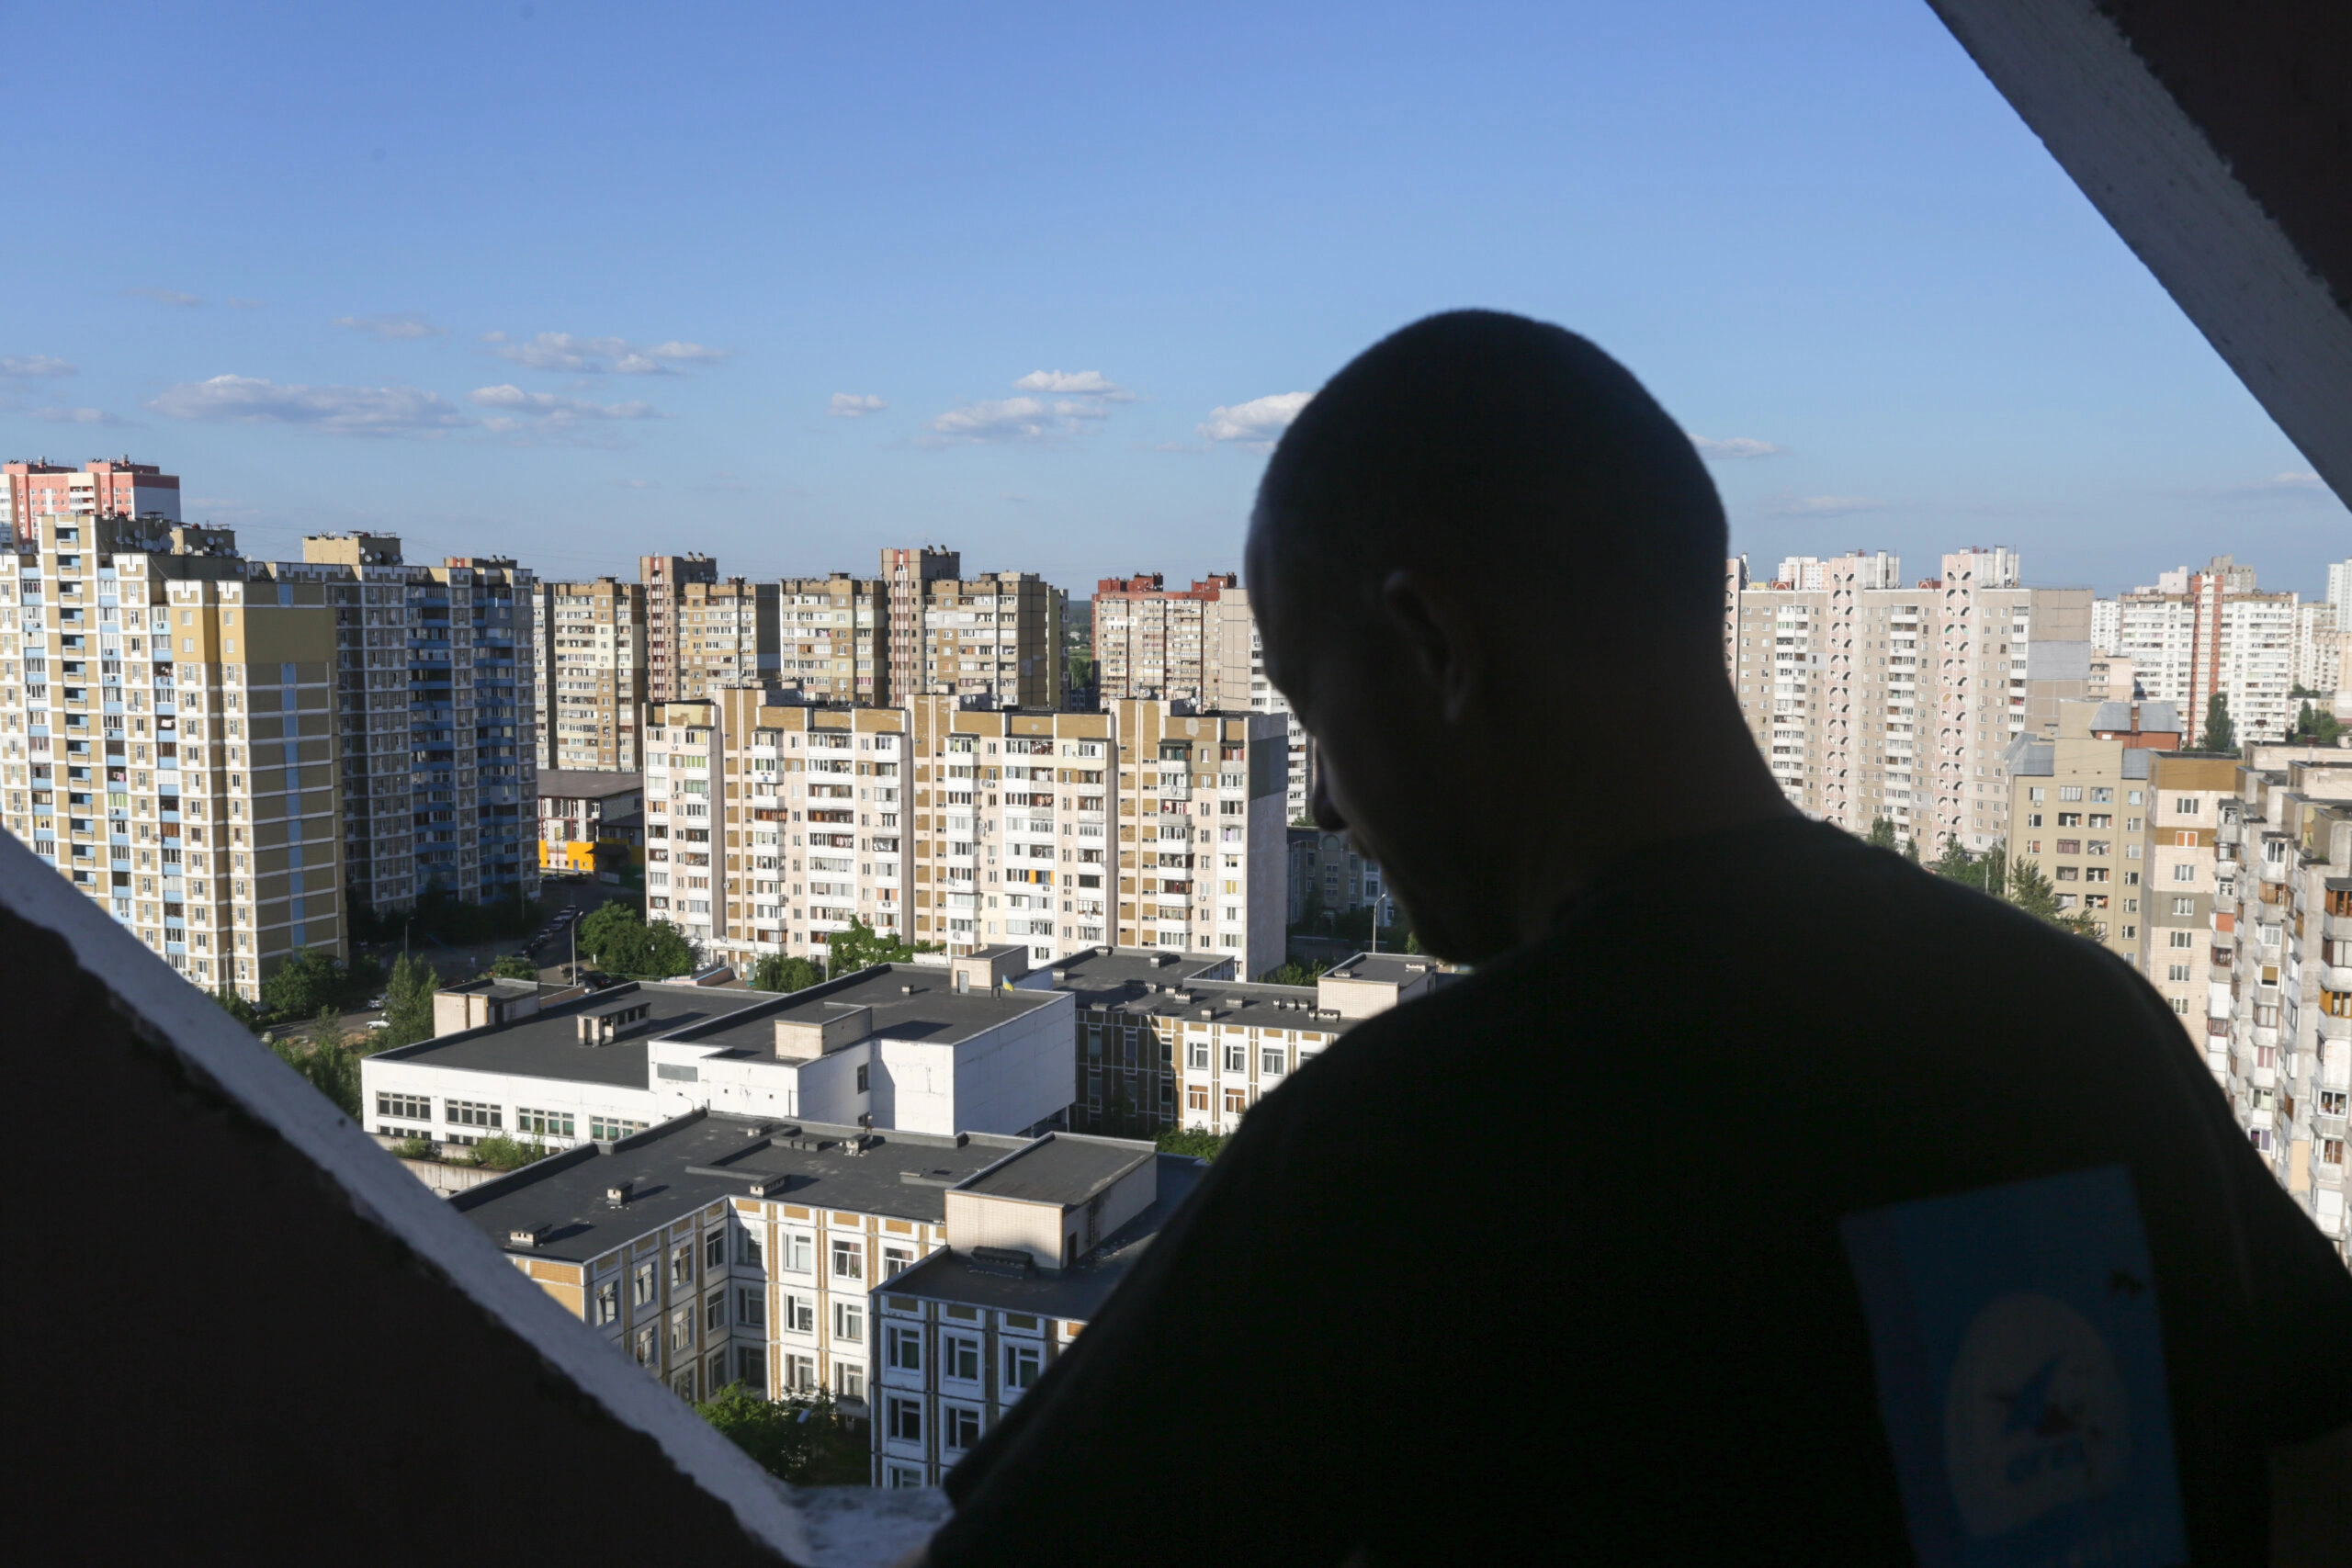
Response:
[1249, 309, 1725, 660]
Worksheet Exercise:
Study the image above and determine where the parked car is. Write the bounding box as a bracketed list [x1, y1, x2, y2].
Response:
[366, 995, 387, 1010]
[367, 1019, 391, 1032]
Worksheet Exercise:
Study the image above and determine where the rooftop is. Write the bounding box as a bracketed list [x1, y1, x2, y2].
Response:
[538, 770, 644, 801]
[1036, 945, 1235, 1008]
[887, 1154, 1206, 1321]
[664, 963, 1064, 1055]
[1319, 952, 1443, 987]
[1089, 977, 1328, 1028]
[958, 1133, 1153, 1204]
[376, 982, 766, 1089]
[454, 1112, 1038, 1261]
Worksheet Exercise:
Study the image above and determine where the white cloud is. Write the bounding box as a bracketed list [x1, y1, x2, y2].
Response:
[29, 406, 121, 425]
[1198, 390, 1313, 446]
[1690, 434, 1784, 460]
[150, 374, 469, 436]
[1013, 368, 1129, 399]
[829, 392, 887, 418]
[927, 396, 1057, 443]
[469, 384, 662, 429]
[128, 286, 201, 307]
[1, 355, 75, 378]
[335, 312, 448, 341]
[1765, 492, 1886, 516]
[484, 331, 728, 375]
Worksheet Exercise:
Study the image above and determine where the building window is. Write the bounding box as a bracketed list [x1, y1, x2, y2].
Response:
[706, 1292, 727, 1334]
[445, 1099, 502, 1129]
[1186, 1085, 1209, 1111]
[738, 1345, 768, 1392]
[1260, 1045, 1285, 1077]
[670, 1307, 694, 1353]
[782, 1231, 813, 1273]
[515, 1106, 574, 1138]
[671, 1246, 694, 1288]
[1224, 1088, 1247, 1115]
[944, 1334, 981, 1382]
[2167, 964, 2192, 983]
[595, 1280, 618, 1325]
[883, 1245, 914, 1278]
[590, 1116, 647, 1141]
[2169, 931, 2194, 950]
[888, 1325, 923, 1371]
[738, 1284, 766, 1328]
[706, 1229, 726, 1269]
[782, 1353, 817, 1393]
[2172, 897, 2194, 916]
[375, 1091, 429, 1122]
[888, 1396, 923, 1443]
[944, 1405, 981, 1451]
[783, 1292, 814, 1334]
[2170, 997, 2190, 1016]
[1187, 1039, 1209, 1069]
[634, 1325, 656, 1367]
[888, 1465, 925, 1490]
[633, 1261, 657, 1307]
[2173, 864, 2197, 883]
[1004, 1342, 1041, 1392]
[832, 1237, 864, 1280]
[835, 1362, 866, 1403]
[834, 1299, 865, 1344]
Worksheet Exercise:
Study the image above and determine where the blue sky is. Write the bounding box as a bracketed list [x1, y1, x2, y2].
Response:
[5, 0, 2343, 599]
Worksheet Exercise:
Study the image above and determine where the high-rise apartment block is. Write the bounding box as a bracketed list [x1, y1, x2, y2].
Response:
[2003, 699, 2183, 963]
[2106, 557, 2298, 745]
[778, 574, 888, 704]
[639, 552, 718, 702]
[2137, 750, 2242, 1058]
[637, 690, 1286, 981]
[266, 536, 537, 918]
[673, 577, 778, 699]
[2330, 558, 2352, 632]
[1091, 572, 1237, 703]
[1, 514, 345, 999]
[915, 570, 1064, 709]
[1725, 548, 2091, 851]
[4, 456, 181, 543]
[2291, 599, 2349, 705]
[2202, 753, 2352, 1262]
[533, 577, 647, 772]
[880, 547, 961, 704]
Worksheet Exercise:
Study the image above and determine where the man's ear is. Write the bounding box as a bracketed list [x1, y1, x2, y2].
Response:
[1379, 570, 1485, 725]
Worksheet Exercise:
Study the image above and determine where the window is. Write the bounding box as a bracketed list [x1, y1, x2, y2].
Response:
[738, 1346, 767, 1392]
[1186, 1039, 1209, 1069]
[670, 1307, 694, 1353]
[782, 1353, 817, 1393]
[2173, 864, 2196, 883]
[634, 1325, 657, 1367]
[888, 1396, 923, 1442]
[2167, 964, 2192, 983]
[633, 1261, 657, 1307]
[595, 1280, 618, 1325]
[590, 1116, 647, 1141]
[944, 1334, 981, 1382]
[782, 1292, 814, 1333]
[2174, 797, 2200, 815]
[706, 1292, 726, 1333]
[2172, 897, 2195, 916]
[783, 1231, 814, 1273]
[883, 1245, 914, 1278]
[1004, 1342, 1041, 1392]
[944, 1405, 982, 1451]
[888, 1325, 923, 1371]
[738, 1226, 765, 1269]
[2169, 997, 2190, 1016]
[1224, 1088, 1248, 1115]
[834, 1299, 865, 1344]
[707, 1348, 729, 1394]
[888, 1464, 924, 1489]
[832, 1237, 864, 1280]
[1261, 1045, 1286, 1076]
[515, 1106, 574, 1137]
[445, 1099, 502, 1129]
[2168, 931, 2193, 950]
[738, 1284, 767, 1327]
[1187, 1084, 1209, 1111]
[1222, 1040, 1246, 1072]
[375, 1091, 429, 1122]
[706, 1229, 726, 1269]
[670, 1246, 694, 1288]
[834, 1362, 865, 1403]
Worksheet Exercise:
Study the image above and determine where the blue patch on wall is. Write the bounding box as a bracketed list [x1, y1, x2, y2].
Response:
[1842, 1166, 2187, 1568]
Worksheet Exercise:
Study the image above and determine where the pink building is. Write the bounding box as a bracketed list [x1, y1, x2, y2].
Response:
[3, 457, 181, 543]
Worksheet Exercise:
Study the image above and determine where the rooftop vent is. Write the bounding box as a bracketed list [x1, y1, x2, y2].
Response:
[507, 1224, 548, 1249]
[605, 1181, 633, 1209]
[1050, 968, 1069, 983]
[969, 1245, 1035, 1276]
[748, 1173, 793, 1198]
[1197, 1008, 1215, 1021]
[901, 984, 915, 995]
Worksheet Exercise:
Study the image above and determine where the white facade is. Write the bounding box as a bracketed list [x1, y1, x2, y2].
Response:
[2112, 559, 2299, 745]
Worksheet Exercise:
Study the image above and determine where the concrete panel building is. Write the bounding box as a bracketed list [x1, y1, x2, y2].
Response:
[639, 552, 718, 703]
[778, 573, 889, 705]
[1091, 571, 1236, 704]
[3, 456, 180, 544]
[2110, 557, 2300, 745]
[534, 576, 646, 772]
[2002, 699, 2183, 964]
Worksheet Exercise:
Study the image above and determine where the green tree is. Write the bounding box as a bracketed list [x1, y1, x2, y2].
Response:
[469, 1134, 556, 1172]
[1865, 817, 1899, 851]
[573, 900, 696, 978]
[268, 1030, 362, 1119]
[2006, 856, 2100, 939]
[750, 953, 823, 993]
[261, 947, 341, 1018]
[483, 953, 537, 981]
[576, 899, 645, 967]
[692, 1386, 868, 1485]
[1156, 1126, 1228, 1162]
[1902, 833, 1921, 865]
[1259, 958, 1329, 987]
[210, 987, 260, 1031]
[820, 915, 936, 976]
[2290, 699, 2344, 748]
[2201, 693, 2236, 754]
[377, 951, 440, 1048]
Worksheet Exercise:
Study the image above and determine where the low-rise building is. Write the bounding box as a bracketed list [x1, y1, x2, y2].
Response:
[538, 769, 644, 879]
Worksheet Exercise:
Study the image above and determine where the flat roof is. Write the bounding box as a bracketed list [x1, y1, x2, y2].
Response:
[454, 1112, 1035, 1260]
[374, 982, 765, 1089]
[958, 1133, 1152, 1204]
[1320, 952, 1441, 987]
[886, 1154, 1206, 1321]
[1040, 946, 1233, 1007]
[1086, 976, 1327, 1029]
[537, 769, 643, 801]
[664, 964, 1063, 1055]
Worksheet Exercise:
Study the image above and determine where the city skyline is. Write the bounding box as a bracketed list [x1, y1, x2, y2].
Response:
[2, 1, 2344, 600]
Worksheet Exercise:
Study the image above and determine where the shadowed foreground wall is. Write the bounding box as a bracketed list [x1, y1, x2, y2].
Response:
[0, 901, 785, 1565]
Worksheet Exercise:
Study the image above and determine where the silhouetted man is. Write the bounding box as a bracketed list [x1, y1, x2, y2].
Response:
[915, 311, 2351, 1565]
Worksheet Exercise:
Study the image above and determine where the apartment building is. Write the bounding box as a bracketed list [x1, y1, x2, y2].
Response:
[875, 1143, 1201, 1487]
[778, 573, 888, 704]
[4, 456, 180, 543]
[538, 770, 643, 878]
[639, 552, 718, 702]
[2109, 557, 2299, 744]
[533, 577, 646, 772]
[1725, 548, 2091, 851]
[2209, 756, 2352, 1262]
[2290, 598, 2350, 708]
[2140, 750, 2245, 1066]
[1284, 826, 1394, 929]
[1035, 945, 1234, 1129]
[0, 513, 345, 999]
[2003, 700, 2182, 964]
[455, 1108, 1077, 1416]
[673, 577, 779, 700]
[266, 536, 537, 918]
[1209, 583, 1312, 824]
[1091, 571, 1237, 703]
[880, 547, 962, 705]
[916, 570, 1064, 710]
